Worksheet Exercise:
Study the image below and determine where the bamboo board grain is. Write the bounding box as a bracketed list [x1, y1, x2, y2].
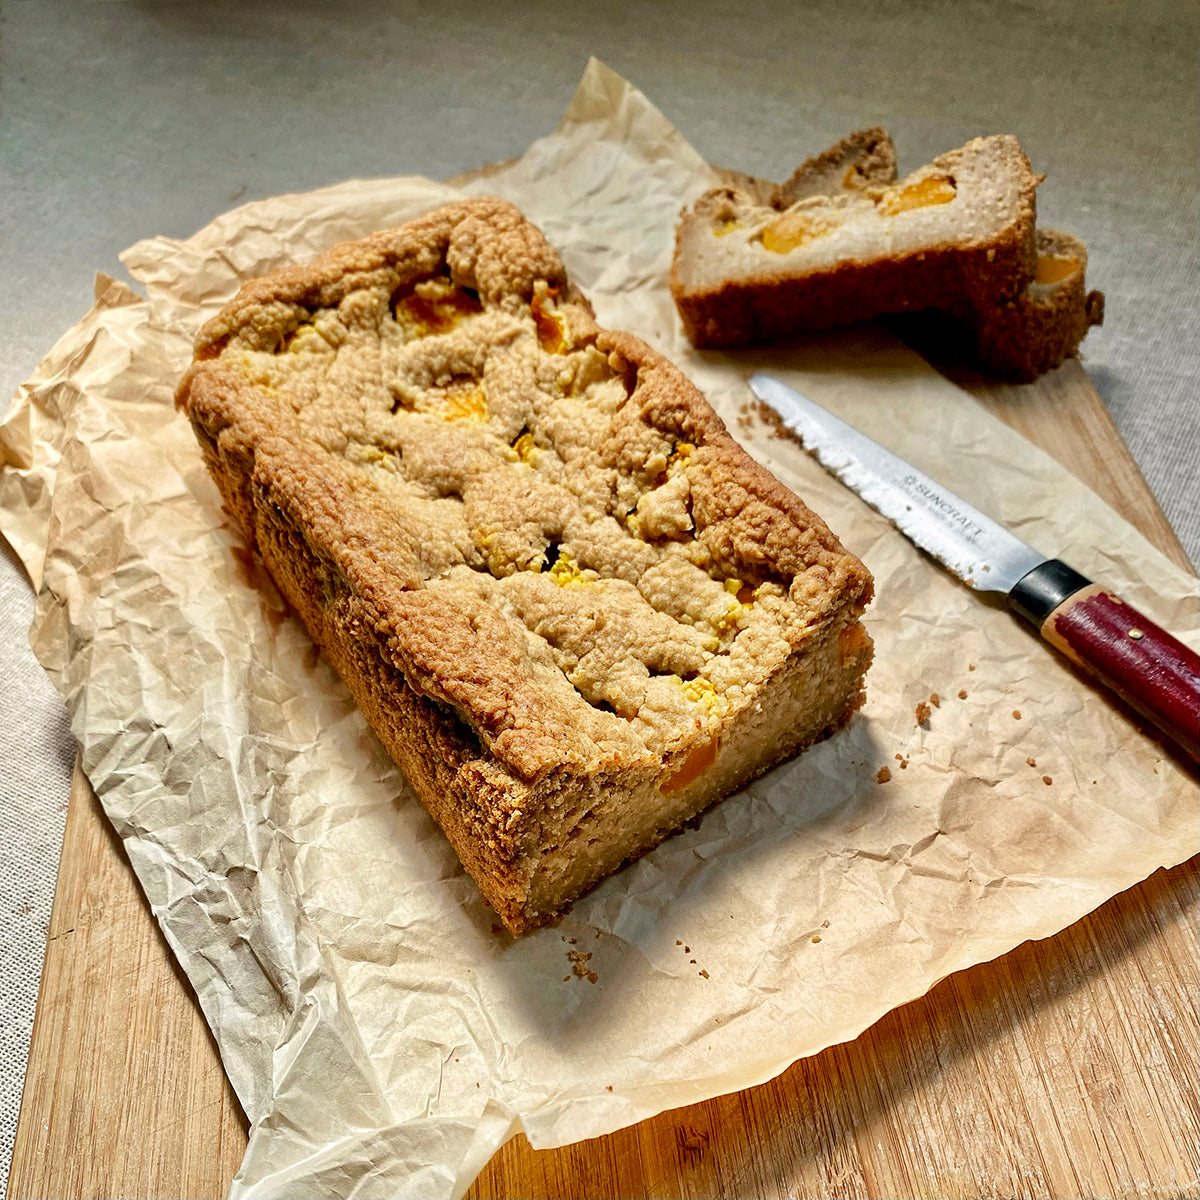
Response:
[8, 356, 1198, 1200]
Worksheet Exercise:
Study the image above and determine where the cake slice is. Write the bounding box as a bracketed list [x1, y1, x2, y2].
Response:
[177, 198, 874, 935]
[671, 133, 1039, 349]
[782, 137, 1104, 379]
[964, 227, 1105, 380]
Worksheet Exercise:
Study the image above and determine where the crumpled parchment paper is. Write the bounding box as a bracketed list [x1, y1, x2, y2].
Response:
[1, 58, 1196, 1200]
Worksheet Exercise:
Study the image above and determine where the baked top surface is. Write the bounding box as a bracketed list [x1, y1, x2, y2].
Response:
[179, 198, 871, 782]
[673, 135, 1038, 293]
[774, 125, 897, 208]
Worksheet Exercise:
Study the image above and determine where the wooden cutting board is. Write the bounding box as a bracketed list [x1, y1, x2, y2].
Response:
[8, 355, 1198, 1200]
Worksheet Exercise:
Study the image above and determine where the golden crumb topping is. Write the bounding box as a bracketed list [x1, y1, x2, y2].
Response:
[179, 199, 870, 780]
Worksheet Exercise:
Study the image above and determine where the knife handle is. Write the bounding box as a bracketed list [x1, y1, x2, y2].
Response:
[1010, 560, 1199, 760]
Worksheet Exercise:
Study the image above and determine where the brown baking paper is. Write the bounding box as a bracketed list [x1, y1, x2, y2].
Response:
[2, 59, 1196, 1200]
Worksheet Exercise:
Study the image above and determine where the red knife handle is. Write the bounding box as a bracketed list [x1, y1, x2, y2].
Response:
[1009, 560, 1198, 759]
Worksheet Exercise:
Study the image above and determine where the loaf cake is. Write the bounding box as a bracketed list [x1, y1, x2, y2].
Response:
[671, 133, 1039, 349]
[176, 198, 874, 935]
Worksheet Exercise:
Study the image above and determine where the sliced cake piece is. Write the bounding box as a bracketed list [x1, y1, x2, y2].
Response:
[671, 134, 1039, 349]
[965, 228, 1104, 380]
[177, 198, 874, 935]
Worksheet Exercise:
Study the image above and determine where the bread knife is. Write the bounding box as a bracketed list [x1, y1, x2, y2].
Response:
[747, 372, 1199, 760]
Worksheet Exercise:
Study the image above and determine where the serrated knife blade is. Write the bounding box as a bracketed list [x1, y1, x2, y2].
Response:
[748, 372, 1199, 760]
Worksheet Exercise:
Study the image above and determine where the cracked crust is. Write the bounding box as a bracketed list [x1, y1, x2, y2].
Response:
[177, 197, 874, 932]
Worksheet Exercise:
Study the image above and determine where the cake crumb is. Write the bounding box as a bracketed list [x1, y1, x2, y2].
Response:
[957, 689, 968, 700]
[929, 692, 940, 708]
[1042, 775, 1053, 786]
[568, 950, 597, 983]
[1012, 709, 1022, 720]
[969, 663, 976, 671]
[606, 1085, 613, 1092]
[1026, 756, 1037, 767]
[699, 969, 710, 979]
[915, 700, 932, 724]
[811, 934, 822, 944]
[876, 765, 892, 783]
[676, 940, 683, 946]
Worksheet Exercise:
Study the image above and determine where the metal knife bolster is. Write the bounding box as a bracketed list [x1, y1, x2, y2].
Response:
[1008, 559, 1093, 625]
